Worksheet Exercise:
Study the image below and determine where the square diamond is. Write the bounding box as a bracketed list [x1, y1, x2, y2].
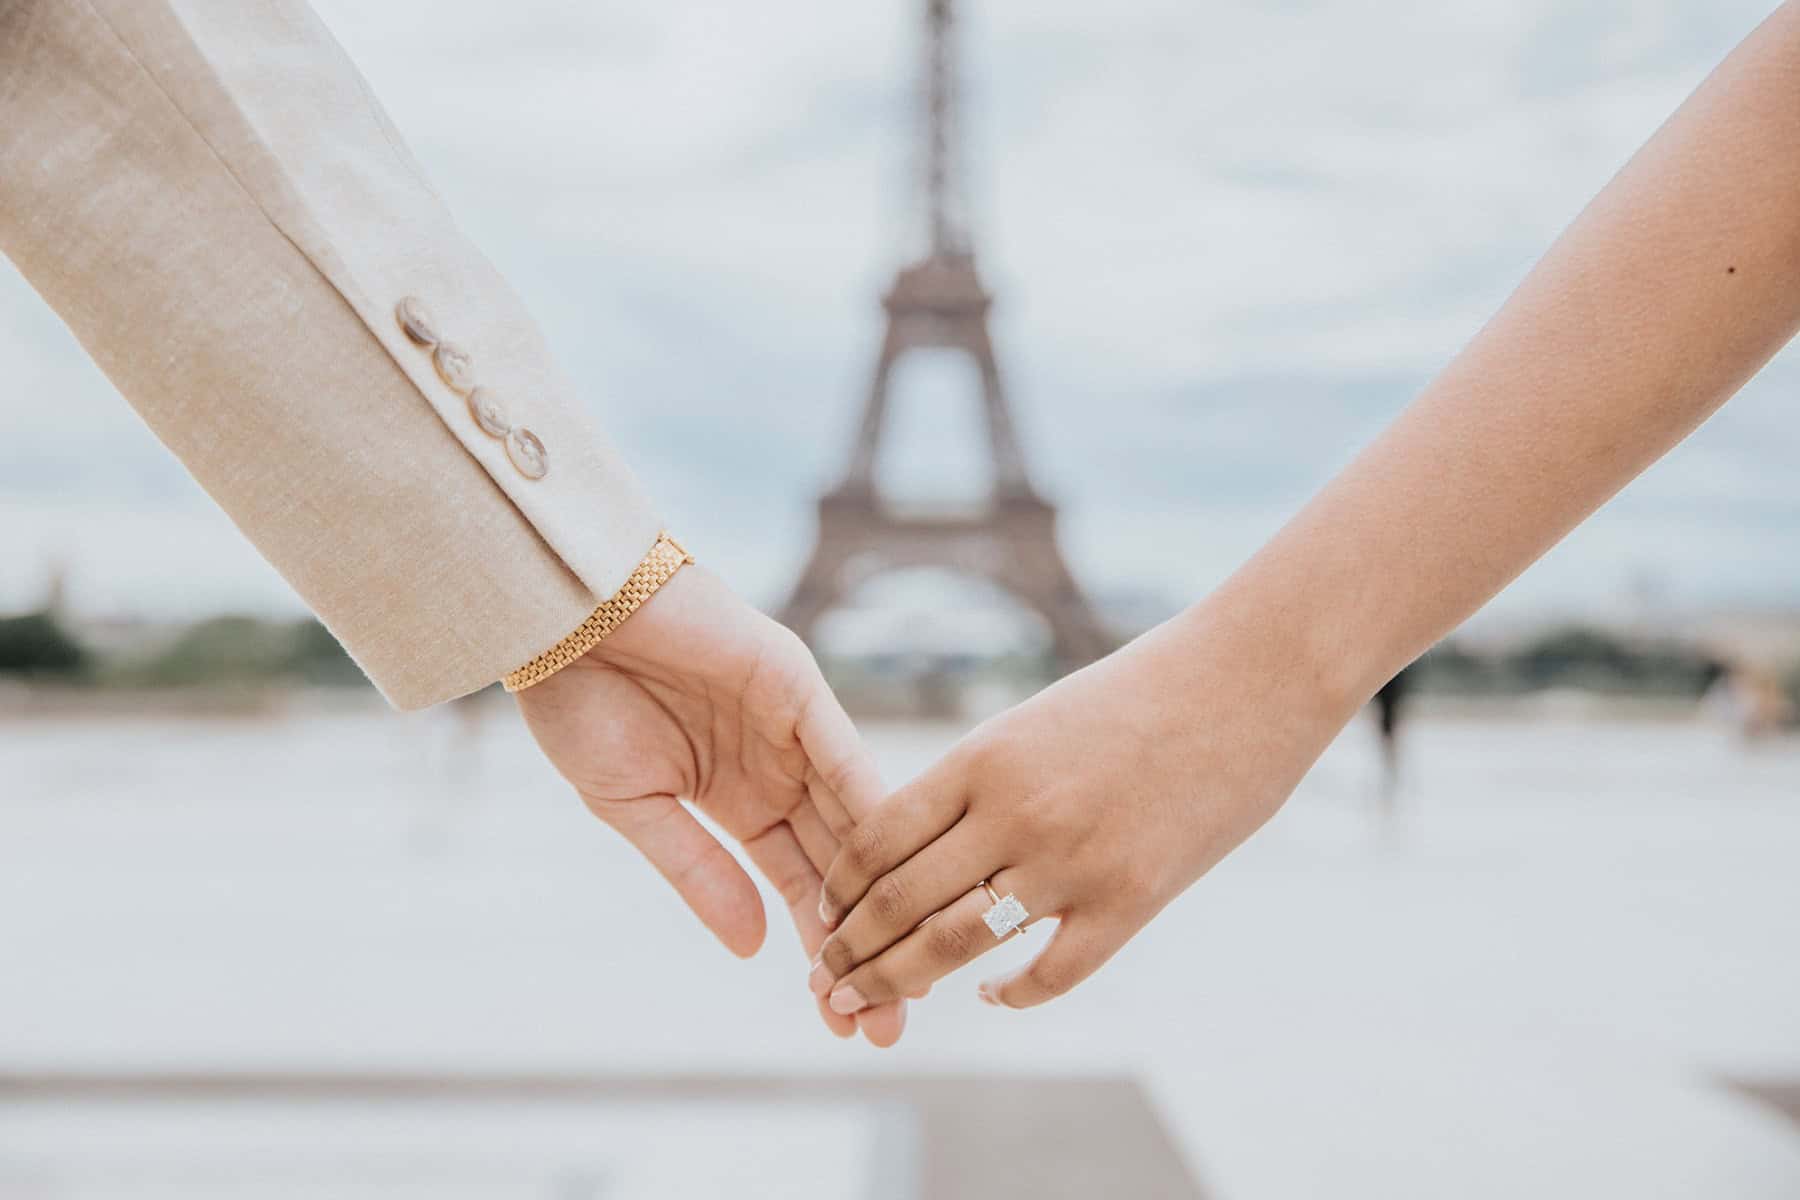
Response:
[982, 893, 1028, 938]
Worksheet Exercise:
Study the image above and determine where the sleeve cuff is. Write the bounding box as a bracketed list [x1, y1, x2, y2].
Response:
[502, 532, 694, 693]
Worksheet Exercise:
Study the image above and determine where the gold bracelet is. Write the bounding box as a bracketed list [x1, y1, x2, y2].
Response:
[502, 531, 694, 693]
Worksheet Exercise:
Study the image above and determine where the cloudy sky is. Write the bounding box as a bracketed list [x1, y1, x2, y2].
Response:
[2, 0, 1796, 627]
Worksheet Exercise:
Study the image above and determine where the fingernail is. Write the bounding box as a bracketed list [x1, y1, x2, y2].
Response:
[817, 895, 837, 929]
[808, 957, 833, 998]
[828, 984, 867, 1015]
[977, 983, 1001, 1007]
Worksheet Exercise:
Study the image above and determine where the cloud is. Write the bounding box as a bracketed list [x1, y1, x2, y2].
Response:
[1, 0, 1794, 621]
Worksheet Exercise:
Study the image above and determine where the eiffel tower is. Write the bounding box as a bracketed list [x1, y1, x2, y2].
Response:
[780, 0, 1111, 670]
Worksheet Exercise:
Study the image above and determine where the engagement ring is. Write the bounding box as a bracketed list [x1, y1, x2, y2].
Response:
[980, 880, 1029, 939]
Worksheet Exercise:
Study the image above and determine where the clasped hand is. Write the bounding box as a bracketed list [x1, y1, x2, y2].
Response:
[517, 576, 1348, 1046]
[514, 564, 906, 1046]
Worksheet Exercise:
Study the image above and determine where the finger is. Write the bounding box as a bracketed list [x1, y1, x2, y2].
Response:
[978, 913, 1122, 1010]
[823, 869, 1043, 1015]
[786, 800, 841, 877]
[855, 997, 907, 1048]
[818, 769, 967, 929]
[784, 644, 911, 1046]
[742, 822, 906, 1044]
[742, 820, 827, 916]
[814, 821, 995, 982]
[739, 822, 856, 1037]
[804, 767, 855, 842]
[587, 792, 765, 959]
[794, 659, 883, 835]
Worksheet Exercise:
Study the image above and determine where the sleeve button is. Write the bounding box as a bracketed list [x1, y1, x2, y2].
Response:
[467, 387, 513, 438]
[395, 297, 439, 347]
[432, 342, 477, 394]
[505, 428, 549, 479]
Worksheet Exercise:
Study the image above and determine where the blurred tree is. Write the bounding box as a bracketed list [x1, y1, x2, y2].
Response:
[1404, 630, 1727, 699]
[1510, 626, 1719, 697]
[142, 616, 293, 686]
[131, 616, 364, 688]
[0, 612, 88, 678]
[288, 618, 364, 686]
[1411, 639, 1500, 694]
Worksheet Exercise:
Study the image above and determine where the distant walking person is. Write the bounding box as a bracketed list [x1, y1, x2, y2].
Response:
[1372, 664, 1414, 811]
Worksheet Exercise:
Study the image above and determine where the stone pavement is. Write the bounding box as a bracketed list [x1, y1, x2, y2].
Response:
[0, 1072, 1205, 1200]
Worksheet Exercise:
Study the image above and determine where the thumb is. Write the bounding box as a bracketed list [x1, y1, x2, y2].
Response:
[587, 792, 767, 958]
[977, 915, 1120, 1010]
[793, 657, 885, 835]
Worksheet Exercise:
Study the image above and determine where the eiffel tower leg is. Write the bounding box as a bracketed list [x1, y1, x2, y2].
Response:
[1032, 554, 1114, 667]
[841, 325, 905, 494]
[988, 504, 1113, 670]
[970, 324, 1030, 495]
[777, 512, 860, 645]
[779, 545, 838, 646]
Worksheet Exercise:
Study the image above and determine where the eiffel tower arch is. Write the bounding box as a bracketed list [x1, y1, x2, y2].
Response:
[781, 0, 1111, 671]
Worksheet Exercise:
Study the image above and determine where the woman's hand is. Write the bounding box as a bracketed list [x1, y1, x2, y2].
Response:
[807, 603, 1356, 1012]
[515, 563, 906, 1045]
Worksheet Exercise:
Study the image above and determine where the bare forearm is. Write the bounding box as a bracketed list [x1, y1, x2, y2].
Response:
[1192, 2, 1800, 718]
[807, 3, 1800, 1019]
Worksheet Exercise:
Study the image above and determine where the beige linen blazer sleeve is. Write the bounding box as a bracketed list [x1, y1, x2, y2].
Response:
[0, 0, 664, 708]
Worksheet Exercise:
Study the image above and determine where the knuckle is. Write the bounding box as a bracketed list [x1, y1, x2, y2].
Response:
[1113, 855, 1167, 911]
[820, 937, 857, 977]
[985, 780, 1049, 833]
[1021, 784, 1075, 833]
[582, 794, 633, 826]
[814, 755, 858, 807]
[819, 878, 853, 918]
[771, 864, 812, 907]
[990, 804, 1042, 851]
[1040, 796, 1089, 844]
[867, 875, 910, 926]
[844, 826, 887, 876]
[925, 915, 975, 962]
[951, 733, 1003, 785]
[853, 967, 892, 1004]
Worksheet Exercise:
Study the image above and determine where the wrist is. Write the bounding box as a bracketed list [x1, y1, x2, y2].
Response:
[1157, 580, 1369, 760]
[588, 562, 732, 666]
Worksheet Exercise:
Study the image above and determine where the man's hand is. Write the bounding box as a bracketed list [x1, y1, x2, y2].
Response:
[514, 564, 904, 1046]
